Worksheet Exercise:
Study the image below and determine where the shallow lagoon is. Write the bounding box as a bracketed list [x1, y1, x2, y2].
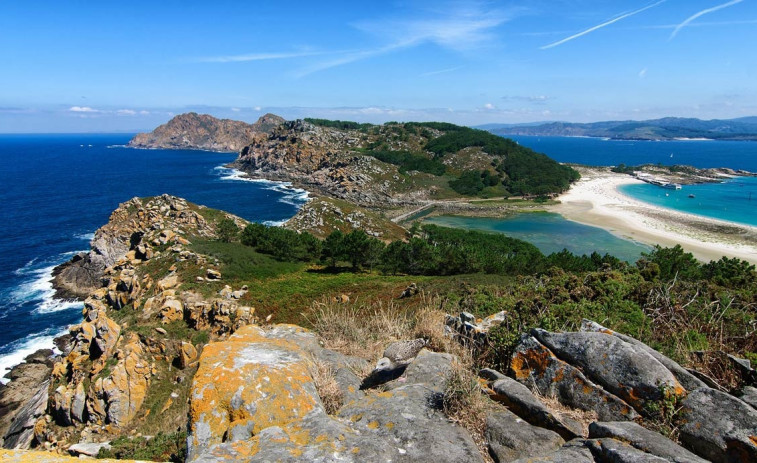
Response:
[424, 212, 651, 263]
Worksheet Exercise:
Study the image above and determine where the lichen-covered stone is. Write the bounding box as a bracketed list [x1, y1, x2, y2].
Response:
[187, 324, 322, 461]
[511, 439, 596, 463]
[531, 329, 685, 412]
[585, 438, 669, 462]
[0, 448, 145, 462]
[589, 421, 708, 463]
[486, 409, 565, 463]
[679, 387, 757, 463]
[510, 334, 638, 421]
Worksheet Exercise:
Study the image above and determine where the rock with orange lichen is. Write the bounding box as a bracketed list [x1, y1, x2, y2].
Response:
[510, 334, 638, 422]
[90, 334, 151, 426]
[580, 319, 707, 392]
[531, 328, 685, 413]
[0, 448, 150, 462]
[187, 324, 323, 460]
[679, 387, 757, 463]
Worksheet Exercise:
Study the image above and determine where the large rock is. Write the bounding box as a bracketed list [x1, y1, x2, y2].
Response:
[0, 448, 143, 462]
[187, 325, 322, 461]
[511, 439, 595, 463]
[2, 380, 48, 449]
[580, 319, 706, 392]
[0, 352, 52, 447]
[589, 421, 708, 463]
[738, 386, 757, 410]
[489, 375, 582, 439]
[486, 409, 564, 463]
[585, 438, 669, 462]
[531, 329, 685, 411]
[510, 335, 638, 421]
[90, 335, 151, 426]
[679, 387, 757, 463]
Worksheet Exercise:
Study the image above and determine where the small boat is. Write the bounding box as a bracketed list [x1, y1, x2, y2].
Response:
[688, 194, 695, 198]
[662, 183, 682, 190]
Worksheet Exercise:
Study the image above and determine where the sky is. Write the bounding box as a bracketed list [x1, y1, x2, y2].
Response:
[1, 0, 756, 132]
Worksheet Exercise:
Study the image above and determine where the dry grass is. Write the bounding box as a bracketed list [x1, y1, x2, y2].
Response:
[537, 394, 598, 437]
[306, 292, 495, 462]
[307, 357, 343, 415]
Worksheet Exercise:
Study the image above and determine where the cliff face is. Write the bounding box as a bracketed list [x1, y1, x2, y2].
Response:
[127, 113, 284, 152]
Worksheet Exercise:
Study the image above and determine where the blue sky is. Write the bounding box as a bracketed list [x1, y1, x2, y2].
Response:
[1, 0, 756, 132]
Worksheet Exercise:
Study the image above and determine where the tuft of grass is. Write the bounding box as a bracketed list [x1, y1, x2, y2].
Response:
[98, 431, 187, 462]
[307, 357, 343, 415]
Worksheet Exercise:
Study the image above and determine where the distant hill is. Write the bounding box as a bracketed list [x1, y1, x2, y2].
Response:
[128, 112, 285, 152]
[479, 117, 757, 141]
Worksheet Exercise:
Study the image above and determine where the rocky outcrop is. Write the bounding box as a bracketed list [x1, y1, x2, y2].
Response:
[187, 324, 483, 462]
[1, 350, 54, 448]
[128, 112, 284, 152]
[588, 421, 708, 463]
[485, 409, 565, 463]
[53, 195, 217, 299]
[0, 448, 143, 462]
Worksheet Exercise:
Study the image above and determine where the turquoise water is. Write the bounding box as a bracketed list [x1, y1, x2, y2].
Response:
[619, 177, 757, 227]
[424, 213, 650, 262]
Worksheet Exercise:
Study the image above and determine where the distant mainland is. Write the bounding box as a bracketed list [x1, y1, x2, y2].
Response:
[478, 116, 757, 141]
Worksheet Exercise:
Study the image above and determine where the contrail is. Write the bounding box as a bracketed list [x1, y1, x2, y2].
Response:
[541, 0, 666, 49]
[670, 0, 745, 39]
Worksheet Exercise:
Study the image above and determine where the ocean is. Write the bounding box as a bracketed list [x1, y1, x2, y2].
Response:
[0, 134, 308, 381]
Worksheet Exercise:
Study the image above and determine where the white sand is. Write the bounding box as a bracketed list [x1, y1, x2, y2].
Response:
[549, 169, 757, 264]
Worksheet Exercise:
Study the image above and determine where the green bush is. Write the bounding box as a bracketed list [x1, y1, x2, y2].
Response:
[98, 431, 186, 462]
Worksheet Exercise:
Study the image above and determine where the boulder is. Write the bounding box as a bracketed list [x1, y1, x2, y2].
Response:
[486, 409, 565, 463]
[159, 298, 184, 324]
[679, 387, 757, 463]
[739, 386, 757, 410]
[67, 442, 111, 457]
[589, 421, 708, 463]
[206, 269, 221, 280]
[585, 438, 670, 462]
[511, 439, 595, 463]
[510, 335, 638, 421]
[187, 325, 322, 461]
[385, 349, 453, 393]
[531, 329, 685, 411]
[580, 319, 706, 392]
[178, 341, 198, 369]
[157, 273, 179, 291]
[488, 376, 582, 440]
[2, 380, 48, 448]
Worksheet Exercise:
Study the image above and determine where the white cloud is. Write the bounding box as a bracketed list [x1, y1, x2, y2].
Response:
[541, 0, 666, 49]
[639, 68, 648, 78]
[139, 110, 150, 115]
[253, 106, 262, 111]
[670, 0, 744, 39]
[231, 107, 241, 112]
[116, 109, 136, 116]
[484, 103, 496, 110]
[419, 66, 464, 77]
[69, 106, 99, 113]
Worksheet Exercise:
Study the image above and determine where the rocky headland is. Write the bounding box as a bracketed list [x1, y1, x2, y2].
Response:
[128, 113, 285, 152]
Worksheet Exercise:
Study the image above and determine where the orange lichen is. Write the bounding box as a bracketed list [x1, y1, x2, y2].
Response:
[510, 348, 552, 380]
[367, 421, 379, 429]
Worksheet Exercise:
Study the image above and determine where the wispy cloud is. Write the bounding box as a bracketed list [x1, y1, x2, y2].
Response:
[194, 50, 331, 63]
[670, 0, 745, 39]
[419, 66, 464, 77]
[502, 95, 551, 104]
[639, 68, 648, 78]
[69, 106, 99, 113]
[541, 0, 666, 49]
[297, 2, 513, 77]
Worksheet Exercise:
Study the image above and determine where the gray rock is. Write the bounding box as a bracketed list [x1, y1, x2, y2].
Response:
[333, 367, 364, 404]
[531, 329, 685, 412]
[486, 409, 564, 463]
[738, 386, 757, 410]
[679, 387, 757, 463]
[580, 319, 706, 392]
[511, 439, 596, 463]
[68, 442, 111, 457]
[490, 375, 582, 440]
[589, 421, 708, 463]
[585, 438, 669, 462]
[2, 380, 48, 449]
[511, 335, 638, 422]
[480, 368, 507, 381]
[339, 374, 483, 463]
[385, 349, 453, 393]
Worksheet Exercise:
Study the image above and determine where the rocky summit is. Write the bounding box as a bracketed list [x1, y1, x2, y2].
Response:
[3, 196, 757, 462]
[127, 112, 285, 152]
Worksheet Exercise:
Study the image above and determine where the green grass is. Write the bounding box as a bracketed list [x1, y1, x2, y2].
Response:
[191, 240, 305, 280]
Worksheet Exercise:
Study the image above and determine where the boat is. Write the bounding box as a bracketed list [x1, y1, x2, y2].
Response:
[662, 183, 682, 190]
[688, 194, 695, 198]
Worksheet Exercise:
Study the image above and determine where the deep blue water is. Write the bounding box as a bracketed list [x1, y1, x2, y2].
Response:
[424, 213, 650, 262]
[510, 136, 757, 171]
[0, 134, 307, 379]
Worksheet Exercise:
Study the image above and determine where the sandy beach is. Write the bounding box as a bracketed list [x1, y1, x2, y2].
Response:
[549, 168, 757, 264]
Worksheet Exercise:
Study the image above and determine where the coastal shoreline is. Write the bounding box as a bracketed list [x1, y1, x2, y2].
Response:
[549, 168, 757, 264]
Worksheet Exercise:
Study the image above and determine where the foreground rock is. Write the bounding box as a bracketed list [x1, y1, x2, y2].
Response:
[128, 112, 284, 152]
[679, 387, 757, 463]
[1, 350, 53, 448]
[485, 409, 564, 462]
[589, 421, 708, 463]
[0, 448, 144, 462]
[188, 324, 483, 462]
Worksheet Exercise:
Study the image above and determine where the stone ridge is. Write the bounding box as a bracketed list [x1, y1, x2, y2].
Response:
[128, 112, 284, 152]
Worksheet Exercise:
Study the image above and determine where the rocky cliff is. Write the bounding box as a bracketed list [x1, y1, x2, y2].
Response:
[127, 113, 284, 152]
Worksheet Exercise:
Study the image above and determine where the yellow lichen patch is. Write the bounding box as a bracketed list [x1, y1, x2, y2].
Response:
[385, 422, 395, 430]
[511, 347, 552, 380]
[377, 391, 393, 398]
[352, 447, 361, 454]
[289, 448, 304, 457]
[188, 324, 322, 454]
[748, 435, 757, 447]
[367, 421, 379, 429]
[350, 414, 363, 422]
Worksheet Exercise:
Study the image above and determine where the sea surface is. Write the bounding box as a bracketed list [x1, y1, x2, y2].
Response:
[0, 134, 308, 380]
[512, 136, 757, 227]
[424, 213, 650, 262]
